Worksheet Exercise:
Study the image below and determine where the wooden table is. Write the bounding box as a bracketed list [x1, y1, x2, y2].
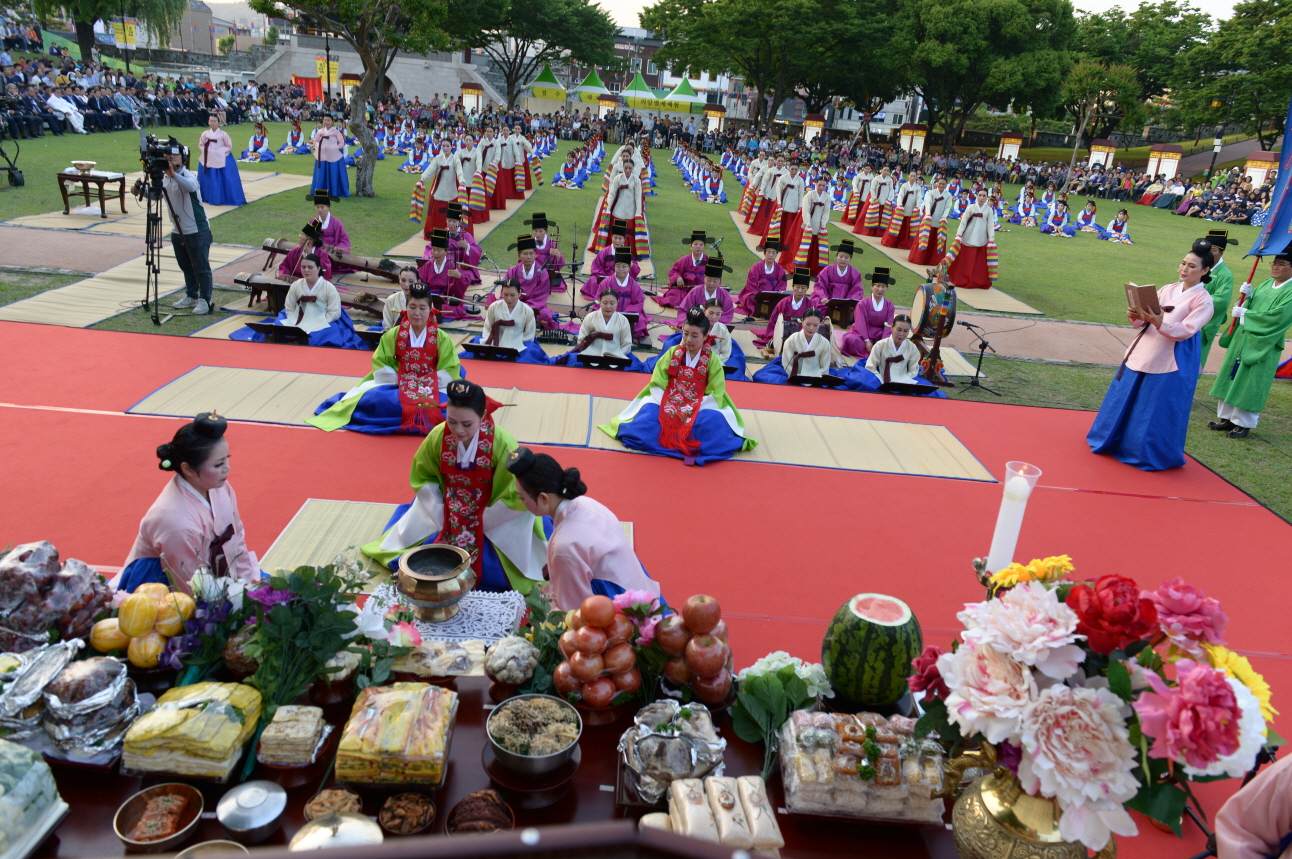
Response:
[33, 676, 954, 858]
[56, 170, 128, 218]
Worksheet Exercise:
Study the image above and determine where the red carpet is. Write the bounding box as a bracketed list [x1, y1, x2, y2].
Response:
[0, 320, 1286, 859]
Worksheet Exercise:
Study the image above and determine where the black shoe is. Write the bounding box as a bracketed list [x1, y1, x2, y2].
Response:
[1228, 426, 1250, 439]
[1208, 419, 1235, 431]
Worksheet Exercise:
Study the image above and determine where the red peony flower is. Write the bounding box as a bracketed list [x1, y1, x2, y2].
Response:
[908, 644, 949, 701]
[1065, 575, 1159, 655]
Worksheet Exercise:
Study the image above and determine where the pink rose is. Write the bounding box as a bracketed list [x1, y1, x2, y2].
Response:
[1144, 578, 1228, 650]
[908, 644, 949, 702]
[1134, 659, 1241, 769]
[634, 614, 660, 646]
[387, 621, 423, 649]
[612, 590, 658, 613]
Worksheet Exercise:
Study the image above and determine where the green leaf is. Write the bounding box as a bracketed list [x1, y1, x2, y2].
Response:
[914, 699, 948, 740]
[1107, 660, 1133, 702]
[1127, 781, 1188, 837]
[731, 705, 764, 744]
[736, 689, 771, 731]
[1266, 726, 1287, 748]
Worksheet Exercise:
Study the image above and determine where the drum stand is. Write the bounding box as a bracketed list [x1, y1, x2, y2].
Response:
[958, 321, 1000, 396]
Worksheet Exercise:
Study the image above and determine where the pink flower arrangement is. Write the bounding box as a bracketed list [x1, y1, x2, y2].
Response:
[908, 644, 949, 702]
[1145, 577, 1228, 650]
[387, 621, 423, 649]
[937, 638, 1037, 744]
[247, 584, 294, 607]
[960, 582, 1085, 680]
[1134, 658, 1241, 769]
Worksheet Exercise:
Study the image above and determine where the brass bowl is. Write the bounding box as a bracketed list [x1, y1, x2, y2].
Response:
[395, 544, 476, 623]
[113, 782, 204, 853]
[72, 160, 96, 174]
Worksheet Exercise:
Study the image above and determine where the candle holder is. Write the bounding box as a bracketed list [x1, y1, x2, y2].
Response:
[984, 461, 1042, 574]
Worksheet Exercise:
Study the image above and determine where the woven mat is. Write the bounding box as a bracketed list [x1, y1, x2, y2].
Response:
[588, 396, 992, 481]
[487, 386, 593, 447]
[728, 210, 764, 259]
[127, 365, 356, 425]
[0, 245, 251, 327]
[190, 314, 260, 340]
[259, 499, 395, 587]
[384, 189, 536, 258]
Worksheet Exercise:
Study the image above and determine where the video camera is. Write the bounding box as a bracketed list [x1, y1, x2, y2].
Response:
[0, 94, 19, 111]
[133, 131, 185, 199]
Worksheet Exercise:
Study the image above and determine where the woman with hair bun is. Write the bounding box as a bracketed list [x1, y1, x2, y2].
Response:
[118, 412, 260, 593]
[506, 447, 661, 611]
[599, 306, 756, 466]
[362, 380, 549, 592]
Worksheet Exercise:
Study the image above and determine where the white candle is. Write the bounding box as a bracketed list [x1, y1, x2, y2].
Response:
[986, 474, 1033, 573]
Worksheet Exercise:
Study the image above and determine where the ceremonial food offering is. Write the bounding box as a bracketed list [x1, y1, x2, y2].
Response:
[653, 594, 733, 706]
[484, 635, 540, 686]
[336, 682, 457, 785]
[821, 593, 923, 707]
[619, 699, 727, 804]
[447, 790, 514, 834]
[258, 705, 325, 765]
[0, 542, 113, 653]
[664, 775, 785, 853]
[0, 739, 65, 854]
[486, 694, 582, 775]
[303, 790, 361, 822]
[122, 682, 263, 781]
[288, 813, 383, 851]
[113, 783, 203, 852]
[378, 793, 436, 835]
[553, 595, 641, 708]
[396, 544, 477, 623]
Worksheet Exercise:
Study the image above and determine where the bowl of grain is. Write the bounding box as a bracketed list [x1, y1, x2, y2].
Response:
[486, 693, 582, 775]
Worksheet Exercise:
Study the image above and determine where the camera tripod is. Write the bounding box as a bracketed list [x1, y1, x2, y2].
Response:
[957, 320, 1000, 396]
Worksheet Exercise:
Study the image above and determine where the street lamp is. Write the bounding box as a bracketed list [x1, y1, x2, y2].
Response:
[1206, 94, 1233, 182]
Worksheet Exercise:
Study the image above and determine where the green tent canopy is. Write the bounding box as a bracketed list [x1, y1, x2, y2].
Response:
[526, 64, 566, 100]
[570, 69, 611, 96]
[664, 78, 707, 104]
[621, 72, 655, 100]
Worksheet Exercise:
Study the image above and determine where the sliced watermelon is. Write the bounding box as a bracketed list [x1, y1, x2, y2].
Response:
[821, 593, 923, 707]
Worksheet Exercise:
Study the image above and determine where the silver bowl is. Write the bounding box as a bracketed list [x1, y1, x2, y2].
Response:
[486, 693, 583, 776]
[113, 782, 204, 853]
[174, 841, 251, 859]
[216, 780, 287, 844]
[289, 813, 384, 851]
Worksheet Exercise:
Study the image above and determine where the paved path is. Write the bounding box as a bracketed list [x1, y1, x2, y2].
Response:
[0, 225, 146, 273]
[1179, 136, 1280, 177]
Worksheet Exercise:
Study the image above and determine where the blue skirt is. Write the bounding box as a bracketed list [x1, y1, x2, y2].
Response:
[230, 308, 368, 349]
[1087, 334, 1199, 471]
[118, 557, 266, 591]
[843, 364, 948, 397]
[458, 334, 553, 365]
[381, 504, 554, 591]
[312, 159, 350, 197]
[240, 148, 276, 162]
[652, 333, 749, 381]
[752, 360, 790, 385]
[198, 154, 247, 206]
[315, 385, 449, 435]
[615, 403, 745, 466]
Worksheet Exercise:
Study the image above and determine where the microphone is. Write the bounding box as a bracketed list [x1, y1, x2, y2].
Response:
[957, 320, 981, 329]
[710, 236, 724, 252]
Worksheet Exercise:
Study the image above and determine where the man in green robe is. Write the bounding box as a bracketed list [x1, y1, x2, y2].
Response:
[1198, 229, 1236, 369]
[1209, 244, 1292, 439]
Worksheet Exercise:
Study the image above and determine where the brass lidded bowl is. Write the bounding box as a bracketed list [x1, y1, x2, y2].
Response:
[113, 782, 204, 853]
[396, 544, 476, 622]
[71, 160, 96, 174]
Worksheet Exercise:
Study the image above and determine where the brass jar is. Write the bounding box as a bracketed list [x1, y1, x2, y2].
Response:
[395, 544, 476, 622]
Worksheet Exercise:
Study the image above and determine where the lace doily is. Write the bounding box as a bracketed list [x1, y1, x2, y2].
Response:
[364, 584, 525, 645]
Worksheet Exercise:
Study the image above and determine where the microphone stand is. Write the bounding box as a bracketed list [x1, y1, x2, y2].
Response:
[957, 320, 1000, 396]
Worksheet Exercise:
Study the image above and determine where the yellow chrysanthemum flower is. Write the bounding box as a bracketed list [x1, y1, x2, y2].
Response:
[988, 554, 1075, 588]
[1206, 644, 1278, 722]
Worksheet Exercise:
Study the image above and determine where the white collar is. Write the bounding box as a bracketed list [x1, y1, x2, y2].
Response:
[502, 301, 517, 318]
[408, 325, 428, 347]
[692, 253, 704, 265]
[763, 261, 776, 274]
[520, 261, 537, 278]
[432, 257, 447, 274]
[790, 295, 805, 309]
[836, 264, 849, 276]
[179, 476, 212, 511]
[534, 235, 547, 249]
[318, 213, 331, 229]
[683, 347, 704, 368]
[871, 295, 886, 310]
[456, 429, 481, 468]
[615, 273, 630, 287]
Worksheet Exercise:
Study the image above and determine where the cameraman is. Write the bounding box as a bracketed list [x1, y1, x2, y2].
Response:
[160, 143, 214, 315]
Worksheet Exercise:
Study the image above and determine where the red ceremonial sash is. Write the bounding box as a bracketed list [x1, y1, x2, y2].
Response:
[395, 319, 443, 434]
[658, 338, 714, 457]
[438, 418, 495, 573]
[295, 293, 317, 325]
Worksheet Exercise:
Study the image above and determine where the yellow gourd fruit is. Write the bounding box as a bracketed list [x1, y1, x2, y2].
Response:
[155, 599, 185, 637]
[118, 592, 159, 638]
[168, 592, 196, 622]
[90, 618, 130, 653]
[127, 630, 166, 669]
[135, 583, 172, 603]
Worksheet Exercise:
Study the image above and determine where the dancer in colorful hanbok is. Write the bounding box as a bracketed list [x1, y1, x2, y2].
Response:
[881, 173, 922, 249]
[790, 177, 831, 273]
[279, 119, 312, 155]
[908, 177, 952, 266]
[1074, 200, 1101, 234]
[944, 189, 998, 289]
[840, 268, 896, 359]
[238, 121, 275, 162]
[1097, 209, 1134, 244]
[856, 165, 893, 237]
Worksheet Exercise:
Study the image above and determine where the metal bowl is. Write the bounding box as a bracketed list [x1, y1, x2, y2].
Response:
[396, 544, 477, 622]
[113, 782, 204, 853]
[288, 813, 384, 851]
[216, 780, 287, 845]
[71, 160, 96, 173]
[174, 840, 251, 859]
[486, 693, 583, 776]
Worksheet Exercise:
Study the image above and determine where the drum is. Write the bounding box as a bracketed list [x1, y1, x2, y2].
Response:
[910, 281, 957, 340]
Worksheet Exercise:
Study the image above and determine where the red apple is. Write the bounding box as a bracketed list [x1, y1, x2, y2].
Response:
[605, 613, 635, 646]
[582, 676, 617, 709]
[692, 668, 731, 705]
[580, 595, 615, 628]
[558, 629, 579, 659]
[681, 595, 722, 635]
[709, 619, 729, 643]
[662, 656, 693, 686]
[602, 642, 636, 675]
[655, 616, 692, 656]
[553, 661, 582, 696]
[574, 625, 608, 655]
[684, 634, 727, 679]
[613, 667, 642, 694]
[569, 650, 604, 682]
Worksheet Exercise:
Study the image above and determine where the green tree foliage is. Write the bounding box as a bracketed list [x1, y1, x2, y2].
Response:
[264, 23, 279, 45]
[217, 34, 236, 55]
[1060, 60, 1141, 182]
[802, 0, 903, 134]
[32, 0, 187, 67]
[890, 0, 1076, 153]
[1077, 1, 1210, 102]
[248, 0, 453, 197]
[1174, 0, 1292, 150]
[445, 0, 617, 109]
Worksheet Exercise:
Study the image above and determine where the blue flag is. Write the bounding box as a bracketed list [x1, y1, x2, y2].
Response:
[1248, 92, 1292, 258]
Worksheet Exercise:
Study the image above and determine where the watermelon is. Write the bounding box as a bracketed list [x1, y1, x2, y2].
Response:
[821, 593, 923, 707]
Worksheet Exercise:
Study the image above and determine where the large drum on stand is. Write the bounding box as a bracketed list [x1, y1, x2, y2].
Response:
[911, 281, 957, 340]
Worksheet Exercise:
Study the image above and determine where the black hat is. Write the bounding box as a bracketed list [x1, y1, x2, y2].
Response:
[515, 234, 536, 252]
[610, 218, 628, 237]
[524, 211, 554, 230]
[791, 266, 812, 287]
[614, 246, 632, 266]
[301, 221, 322, 241]
[865, 266, 895, 285]
[705, 256, 731, 278]
[1274, 241, 1292, 263]
[832, 238, 860, 257]
[685, 230, 710, 246]
[443, 200, 465, 221]
[1207, 228, 1237, 247]
[762, 238, 780, 252]
[430, 228, 450, 250]
[311, 189, 331, 206]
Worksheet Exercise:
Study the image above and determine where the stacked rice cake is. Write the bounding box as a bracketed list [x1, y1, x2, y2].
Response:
[0, 740, 59, 854]
[122, 682, 262, 780]
[336, 683, 457, 785]
[260, 706, 325, 765]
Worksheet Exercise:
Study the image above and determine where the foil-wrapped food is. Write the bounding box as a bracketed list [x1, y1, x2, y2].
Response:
[0, 641, 80, 737]
[43, 656, 140, 754]
[0, 542, 113, 653]
[618, 700, 726, 805]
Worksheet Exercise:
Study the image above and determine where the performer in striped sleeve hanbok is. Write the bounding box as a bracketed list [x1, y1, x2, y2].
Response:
[908, 176, 953, 267]
[943, 189, 998, 290]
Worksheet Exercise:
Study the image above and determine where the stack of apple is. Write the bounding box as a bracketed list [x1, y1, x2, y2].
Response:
[656, 595, 732, 706]
[553, 595, 643, 709]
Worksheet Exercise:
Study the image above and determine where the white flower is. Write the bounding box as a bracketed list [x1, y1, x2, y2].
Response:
[736, 652, 834, 700]
[959, 582, 1085, 681]
[937, 639, 1037, 744]
[793, 660, 835, 699]
[1017, 685, 1140, 852]
[736, 651, 794, 682]
[1183, 677, 1267, 779]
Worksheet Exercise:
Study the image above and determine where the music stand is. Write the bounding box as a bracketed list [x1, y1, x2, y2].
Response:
[462, 342, 520, 361]
[754, 290, 791, 320]
[247, 322, 311, 345]
[621, 312, 640, 332]
[576, 354, 632, 370]
[788, 373, 846, 388]
[356, 328, 384, 346]
[878, 381, 939, 396]
[825, 298, 858, 330]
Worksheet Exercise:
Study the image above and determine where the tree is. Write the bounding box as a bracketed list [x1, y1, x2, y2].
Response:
[264, 23, 279, 45]
[797, 0, 904, 137]
[446, 0, 617, 109]
[218, 34, 236, 54]
[890, 0, 1076, 152]
[1174, 0, 1292, 150]
[248, 0, 453, 197]
[1059, 60, 1141, 185]
[1077, 1, 1210, 102]
[32, 0, 187, 65]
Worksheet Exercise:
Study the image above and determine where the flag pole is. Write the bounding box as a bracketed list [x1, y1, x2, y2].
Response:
[1224, 256, 1263, 338]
